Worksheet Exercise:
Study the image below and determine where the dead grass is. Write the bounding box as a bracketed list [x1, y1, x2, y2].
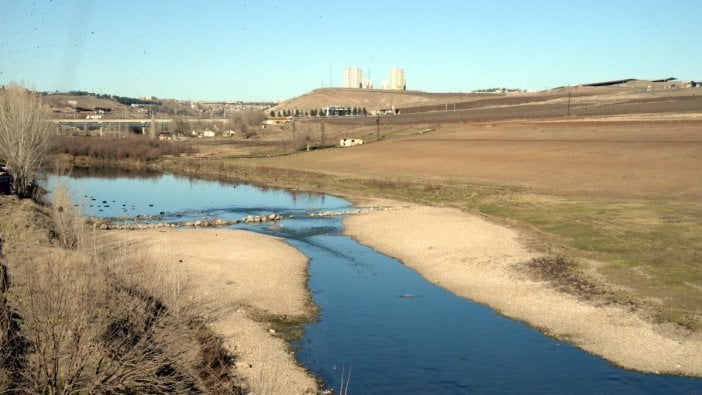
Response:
[0, 192, 246, 393]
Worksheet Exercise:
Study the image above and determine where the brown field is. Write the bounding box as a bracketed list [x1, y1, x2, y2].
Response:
[253, 119, 702, 199]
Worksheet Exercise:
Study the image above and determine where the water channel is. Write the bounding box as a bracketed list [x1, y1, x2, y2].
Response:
[44, 171, 702, 394]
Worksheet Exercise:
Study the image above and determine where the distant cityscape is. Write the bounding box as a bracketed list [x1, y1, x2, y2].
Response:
[343, 67, 406, 90]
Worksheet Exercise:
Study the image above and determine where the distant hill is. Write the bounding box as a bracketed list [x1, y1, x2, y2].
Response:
[269, 88, 514, 113]
[42, 94, 130, 113]
[42, 93, 207, 118]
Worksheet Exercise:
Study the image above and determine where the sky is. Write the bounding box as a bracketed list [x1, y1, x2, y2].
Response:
[1, 0, 700, 101]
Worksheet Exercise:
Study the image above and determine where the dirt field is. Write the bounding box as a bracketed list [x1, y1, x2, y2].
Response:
[251, 119, 702, 199]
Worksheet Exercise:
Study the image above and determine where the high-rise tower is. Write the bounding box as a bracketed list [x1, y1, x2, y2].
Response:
[343, 67, 363, 88]
[389, 68, 406, 90]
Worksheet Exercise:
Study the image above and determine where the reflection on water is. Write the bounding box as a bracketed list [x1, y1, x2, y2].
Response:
[53, 165, 163, 180]
[44, 173, 341, 221]
[43, 172, 702, 394]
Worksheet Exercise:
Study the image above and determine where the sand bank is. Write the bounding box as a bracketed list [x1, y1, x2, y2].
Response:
[344, 205, 702, 376]
[110, 228, 318, 394]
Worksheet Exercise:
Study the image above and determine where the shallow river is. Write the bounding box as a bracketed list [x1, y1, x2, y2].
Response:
[44, 171, 702, 394]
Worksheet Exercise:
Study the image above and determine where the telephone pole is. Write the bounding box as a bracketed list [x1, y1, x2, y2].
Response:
[320, 118, 325, 147]
[375, 115, 380, 141]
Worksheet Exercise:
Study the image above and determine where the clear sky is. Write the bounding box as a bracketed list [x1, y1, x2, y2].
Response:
[1, 0, 700, 101]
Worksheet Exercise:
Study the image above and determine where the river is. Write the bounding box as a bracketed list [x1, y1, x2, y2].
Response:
[43, 171, 702, 394]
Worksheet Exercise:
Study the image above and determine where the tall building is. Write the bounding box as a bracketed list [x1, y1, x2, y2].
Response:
[389, 68, 406, 90]
[343, 67, 363, 88]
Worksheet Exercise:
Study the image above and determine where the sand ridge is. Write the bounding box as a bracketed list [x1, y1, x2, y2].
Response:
[344, 205, 702, 376]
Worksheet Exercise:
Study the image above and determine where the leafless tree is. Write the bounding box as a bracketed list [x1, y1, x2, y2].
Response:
[0, 84, 53, 197]
[170, 116, 191, 135]
[227, 111, 266, 138]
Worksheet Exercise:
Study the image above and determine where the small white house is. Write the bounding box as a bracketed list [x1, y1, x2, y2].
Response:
[202, 130, 216, 138]
[340, 138, 363, 147]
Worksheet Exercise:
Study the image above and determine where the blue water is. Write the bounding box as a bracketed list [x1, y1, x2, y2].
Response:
[44, 172, 702, 394]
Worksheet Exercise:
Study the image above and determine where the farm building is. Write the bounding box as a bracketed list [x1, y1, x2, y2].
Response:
[340, 138, 363, 147]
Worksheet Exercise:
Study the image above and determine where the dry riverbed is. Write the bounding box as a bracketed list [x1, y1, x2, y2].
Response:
[108, 228, 318, 394]
[344, 204, 702, 377]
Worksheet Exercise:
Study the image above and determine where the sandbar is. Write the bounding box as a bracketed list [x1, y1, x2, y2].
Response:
[109, 228, 318, 394]
[344, 205, 702, 376]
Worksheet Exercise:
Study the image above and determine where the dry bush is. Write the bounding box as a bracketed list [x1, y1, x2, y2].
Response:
[0, 189, 244, 393]
[15, 249, 203, 394]
[52, 135, 194, 162]
[50, 183, 85, 249]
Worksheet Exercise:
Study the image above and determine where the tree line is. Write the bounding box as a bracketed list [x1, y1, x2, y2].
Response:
[271, 107, 368, 118]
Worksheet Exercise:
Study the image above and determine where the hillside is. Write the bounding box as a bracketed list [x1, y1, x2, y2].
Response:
[269, 88, 511, 113]
[270, 79, 695, 115]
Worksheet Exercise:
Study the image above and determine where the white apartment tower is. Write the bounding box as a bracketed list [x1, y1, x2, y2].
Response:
[389, 68, 406, 90]
[343, 67, 363, 88]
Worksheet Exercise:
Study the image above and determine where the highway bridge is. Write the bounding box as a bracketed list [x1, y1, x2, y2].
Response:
[50, 118, 229, 134]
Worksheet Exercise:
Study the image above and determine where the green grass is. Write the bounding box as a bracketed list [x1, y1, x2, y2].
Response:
[474, 194, 702, 329]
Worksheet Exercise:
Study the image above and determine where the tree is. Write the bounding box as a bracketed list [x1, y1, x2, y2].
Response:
[226, 110, 266, 139]
[0, 84, 53, 197]
[171, 116, 191, 135]
[270, 110, 275, 118]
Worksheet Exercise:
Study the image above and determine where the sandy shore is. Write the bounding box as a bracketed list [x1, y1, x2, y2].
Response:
[344, 205, 702, 376]
[109, 228, 318, 394]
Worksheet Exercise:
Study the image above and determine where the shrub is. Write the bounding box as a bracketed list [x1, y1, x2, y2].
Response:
[52, 136, 195, 162]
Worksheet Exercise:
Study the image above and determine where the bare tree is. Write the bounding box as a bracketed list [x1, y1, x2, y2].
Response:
[170, 116, 191, 136]
[0, 84, 53, 197]
[226, 111, 266, 138]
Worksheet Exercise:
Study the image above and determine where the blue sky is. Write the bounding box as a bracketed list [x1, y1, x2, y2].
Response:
[1, 0, 700, 101]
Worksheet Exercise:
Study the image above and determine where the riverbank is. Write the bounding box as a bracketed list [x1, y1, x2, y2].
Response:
[106, 228, 318, 394]
[344, 205, 702, 377]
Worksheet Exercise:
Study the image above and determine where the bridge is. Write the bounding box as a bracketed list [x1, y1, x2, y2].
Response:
[50, 118, 229, 134]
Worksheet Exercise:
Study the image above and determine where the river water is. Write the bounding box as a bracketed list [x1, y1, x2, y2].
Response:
[44, 171, 702, 394]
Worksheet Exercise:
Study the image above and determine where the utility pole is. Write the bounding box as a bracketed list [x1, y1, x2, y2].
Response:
[567, 91, 572, 117]
[320, 118, 325, 147]
[375, 115, 380, 141]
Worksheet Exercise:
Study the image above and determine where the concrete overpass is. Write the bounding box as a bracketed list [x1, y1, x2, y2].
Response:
[50, 118, 229, 134]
